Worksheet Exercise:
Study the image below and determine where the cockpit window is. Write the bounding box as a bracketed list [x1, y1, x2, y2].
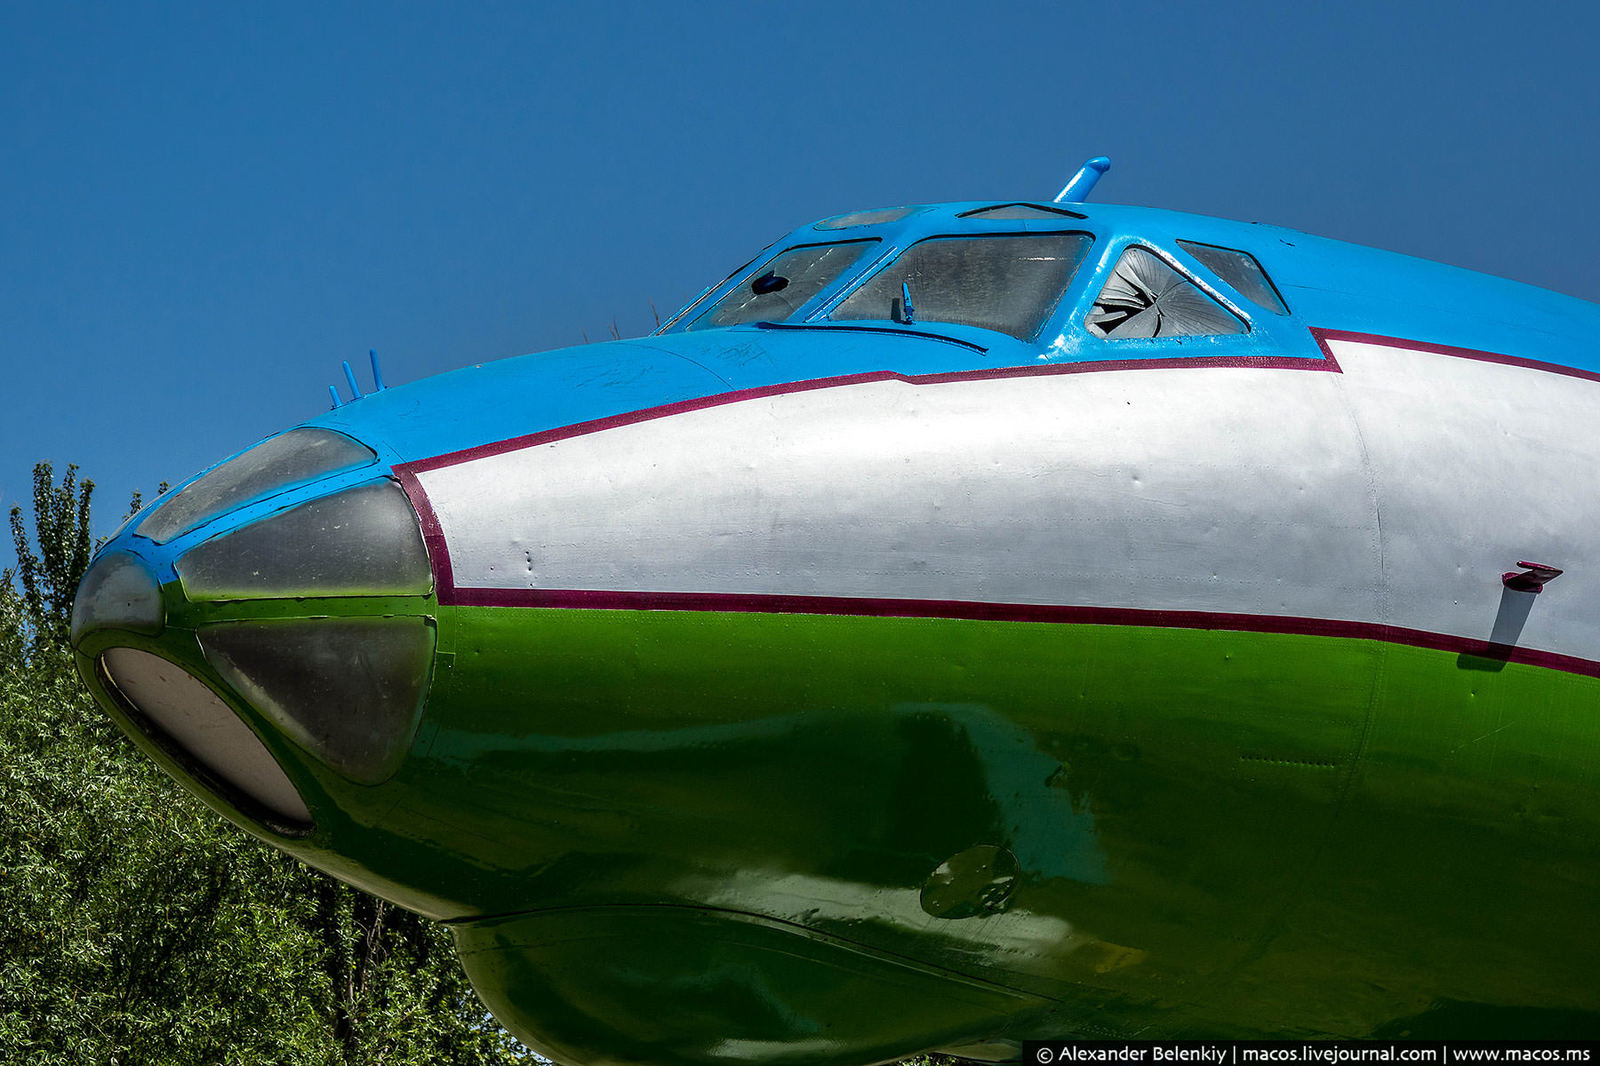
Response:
[1087, 246, 1246, 340]
[1176, 240, 1289, 315]
[829, 233, 1093, 341]
[686, 240, 878, 331]
[815, 207, 917, 230]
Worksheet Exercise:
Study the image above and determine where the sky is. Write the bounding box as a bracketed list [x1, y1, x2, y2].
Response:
[5, 0, 1600, 567]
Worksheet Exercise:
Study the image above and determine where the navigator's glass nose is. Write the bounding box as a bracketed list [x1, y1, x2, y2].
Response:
[135, 427, 378, 544]
[75, 423, 442, 837]
[72, 549, 315, 831]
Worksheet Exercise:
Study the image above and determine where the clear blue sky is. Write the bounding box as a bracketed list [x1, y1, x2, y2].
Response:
[5, 1, 1600, 566]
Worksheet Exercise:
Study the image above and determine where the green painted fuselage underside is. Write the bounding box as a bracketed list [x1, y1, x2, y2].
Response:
[277, 605, 1600, 1043]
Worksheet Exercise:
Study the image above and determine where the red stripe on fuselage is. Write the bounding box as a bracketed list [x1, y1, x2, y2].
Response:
[398, 344, 1341, 476]
[393, 327, 1600, 678]
[437, 585, 1600, 679]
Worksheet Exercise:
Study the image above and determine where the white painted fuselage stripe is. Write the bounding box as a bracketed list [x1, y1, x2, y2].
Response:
[407, 333, 1600, 665]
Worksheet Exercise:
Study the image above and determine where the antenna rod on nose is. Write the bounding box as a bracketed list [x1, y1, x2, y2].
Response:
[342, 360, 363, 401]
[1055, 156, 1111, 204]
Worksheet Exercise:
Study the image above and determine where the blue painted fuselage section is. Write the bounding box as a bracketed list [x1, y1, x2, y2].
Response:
[301, 201, 1600, 472]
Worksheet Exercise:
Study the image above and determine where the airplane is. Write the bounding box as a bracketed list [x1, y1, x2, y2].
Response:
[70, 156, 1600, 1061]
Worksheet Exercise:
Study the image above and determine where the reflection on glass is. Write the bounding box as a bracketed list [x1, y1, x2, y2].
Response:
[139, 428, 376, 544]
[831, 234, 1093, 341]
[814, 206, 916, 230]
[71, 552, 164, 647]
[688, 241, 878, 330]
[1177, 240, 1289, 315]
[175, 479, 432, 600]
[199, 617, 436, 785]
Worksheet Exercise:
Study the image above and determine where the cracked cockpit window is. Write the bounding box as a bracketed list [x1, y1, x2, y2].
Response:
[1087, 246, 1247, 339]
[830, 233, 1093, 341]
[687, 240, 878, 331]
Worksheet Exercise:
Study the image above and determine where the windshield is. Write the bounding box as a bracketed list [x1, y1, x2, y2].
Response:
[830, 233, 1093, 341]
[685, 240, 878, 331]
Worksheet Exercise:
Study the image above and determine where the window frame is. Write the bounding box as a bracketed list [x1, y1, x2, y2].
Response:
[1175, 239, 1291, 317]
[668, 238, 883, 334]
[1076, 238, 1255, 343]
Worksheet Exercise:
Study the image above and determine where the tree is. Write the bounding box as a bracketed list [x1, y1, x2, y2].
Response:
[8, 462, 94, 653]
[0, 462, 529, 1064]
[0, 570, 24, 675]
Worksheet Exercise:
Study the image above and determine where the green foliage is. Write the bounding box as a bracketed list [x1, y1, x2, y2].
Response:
[1, 650, 316, 1062]
[0, 464, 529, 1064]
[0, 572, 24, 674]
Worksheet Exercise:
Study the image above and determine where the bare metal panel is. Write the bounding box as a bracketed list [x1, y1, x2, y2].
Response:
[415, 366, 1379, 626]
[1329, 337, 1600, 658]
[413, 338, 1600, 662]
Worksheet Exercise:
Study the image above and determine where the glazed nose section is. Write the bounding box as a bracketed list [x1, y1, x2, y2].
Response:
[171, 471, 439, 788]
[73, 552, 316, 830]
[76, 425, 441, 836]
[71, 551, 165, 646]
[193, 616, 436, 786]
[171, 479, 433, 601]
[134, 426, 379, 545]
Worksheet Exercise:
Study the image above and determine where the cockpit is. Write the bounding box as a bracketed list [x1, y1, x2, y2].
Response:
[656, 197, 1295, 358]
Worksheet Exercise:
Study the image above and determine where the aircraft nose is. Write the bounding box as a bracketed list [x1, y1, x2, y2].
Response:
[74, 425, 440, 838]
